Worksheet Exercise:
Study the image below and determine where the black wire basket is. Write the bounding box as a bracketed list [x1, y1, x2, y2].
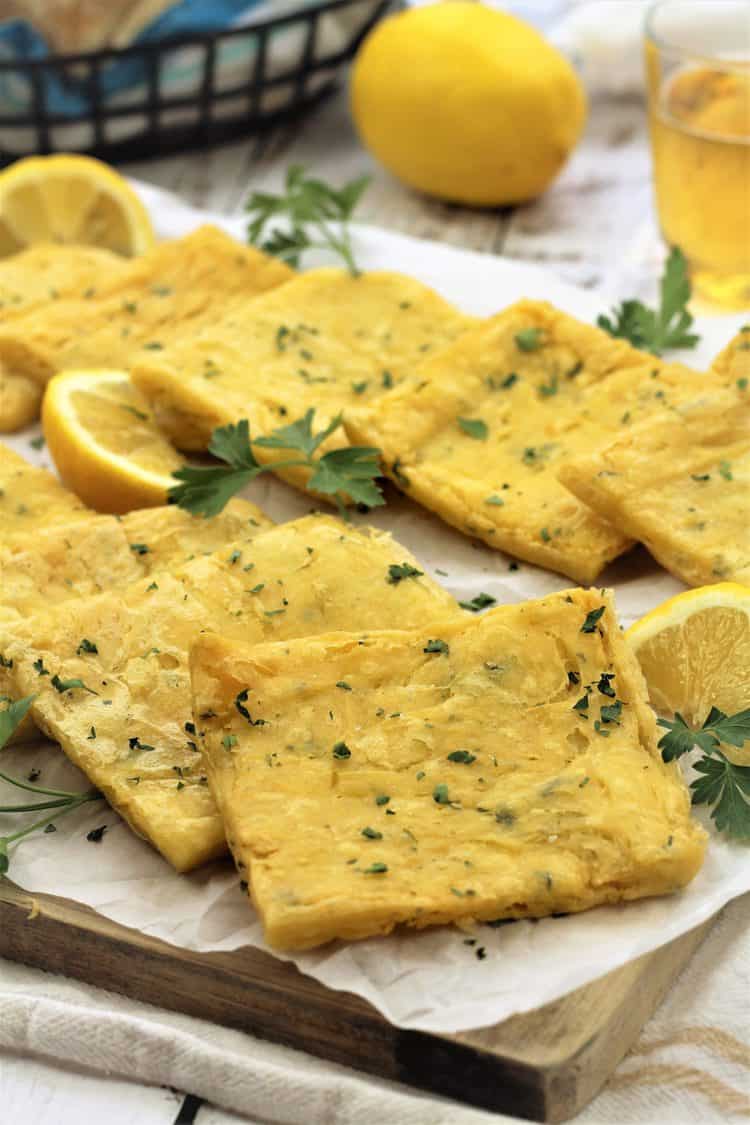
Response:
[0, 0, 393, 166]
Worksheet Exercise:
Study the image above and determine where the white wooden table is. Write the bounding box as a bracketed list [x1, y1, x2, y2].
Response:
[3, 85, 749, 1125]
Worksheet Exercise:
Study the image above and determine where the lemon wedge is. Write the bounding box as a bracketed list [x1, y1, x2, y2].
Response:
[627, 583, 750, 725]
[0, 154, 155, 258]
[42, 370, 184, 513]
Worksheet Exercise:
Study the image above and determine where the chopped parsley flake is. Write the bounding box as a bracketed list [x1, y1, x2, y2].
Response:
[424, 638, 450, 655]
[387, 562, 423, 585]
[457, 417, 488, 441]
[51, 675, 96, 695]
[363, 862, 388, 874]
[222, 734, 238, 750]
[600, 700, 623, 725]
[129, 542, 150, 556]
[235, 689, 265, 726]
[459, 593, 496, 612]
[361, 826, 382, 839]
[433, 783, 452, 805]
[580, 606, 606, 633]
[514, 327, 543, 352]
[447, 750, 476, 765]
[76, 639, 98, 655]
[375, 794, 390, 806]
[332, 741, 351, 760]
[336, 681, 352, 691]
[128, 736, 155, 752]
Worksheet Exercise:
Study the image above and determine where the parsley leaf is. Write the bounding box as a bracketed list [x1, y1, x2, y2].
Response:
[424, 639, 449, 655]
[0, 696, 36, 750]
[457, 417, 488, 441]
[245, 164, 370, 276]
[0, 694, 101, 874]
[515, 327, 544, 352]
[387, 562, 424, 585]
[597, 247, 700, 355]
[691, 755, 750, 838]
[169, 411, 384, 519]
[580, 606, 606, 633]
[447, 750, 476, 765]
[657, 706, 750, 838]
[459, 593, 497, 613]
[51, 675, 97, 695]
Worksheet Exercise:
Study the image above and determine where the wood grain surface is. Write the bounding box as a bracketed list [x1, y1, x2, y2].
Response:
[0, 879, 711, 1122]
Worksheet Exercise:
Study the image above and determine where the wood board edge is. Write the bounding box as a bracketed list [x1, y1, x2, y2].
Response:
[0, 880, 713, 1121]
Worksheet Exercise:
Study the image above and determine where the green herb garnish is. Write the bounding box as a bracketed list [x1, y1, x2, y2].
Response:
[169, 411, 384, 520]
[245, 164, 370, 276]
[515, 327, 544, 352]
[580, 606, 606, 633]
[459, 593, 496, 613]
[0, 695, 101, 874]
[457, 417, 488, 441]
[332, 741, 351, 760]
[597, 247, 699, 355]
[424, 639, 449, 655]
[51, 675, 97, 695]
[387, 562, 423, 585]
[657, 707, 750, 838]
[447, 750, 476, 765]
[235, 689, 265, 726]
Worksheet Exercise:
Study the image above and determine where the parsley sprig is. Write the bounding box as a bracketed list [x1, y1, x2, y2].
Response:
[246, 165, 370, 276]
[657, 707, 750, 839]
[0, 696, 101, 874]
[598, 247, 700, 355]
[168, 410, 384, 519]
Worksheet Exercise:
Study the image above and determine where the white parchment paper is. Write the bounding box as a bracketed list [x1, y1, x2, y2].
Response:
[2, 181, 748, 1034]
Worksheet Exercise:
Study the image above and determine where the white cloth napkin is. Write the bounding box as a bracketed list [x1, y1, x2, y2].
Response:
[2, 893, 748, 1124]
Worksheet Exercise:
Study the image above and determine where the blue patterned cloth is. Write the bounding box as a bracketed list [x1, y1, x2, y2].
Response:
[0, 1, 264, 116]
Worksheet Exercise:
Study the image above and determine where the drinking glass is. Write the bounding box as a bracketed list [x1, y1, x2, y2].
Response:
[645, 0, 750, 307]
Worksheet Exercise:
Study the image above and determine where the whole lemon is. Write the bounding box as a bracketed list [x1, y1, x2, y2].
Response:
[350, 2, 587, 207]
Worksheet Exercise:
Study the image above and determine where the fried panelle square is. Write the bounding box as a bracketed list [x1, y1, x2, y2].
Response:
[0, 226, 294, 393]
[559, 386, 750, 587]
[0, 441, 90, 540]
[0, 243, 127, 431]
[346, 300, 712, 583]
[0, 497, 271, 743]
[190, 588, 705, 951]
[130, 267, 476, 458]
[711, 325, 750, 389]
[3, 516, 463, 871]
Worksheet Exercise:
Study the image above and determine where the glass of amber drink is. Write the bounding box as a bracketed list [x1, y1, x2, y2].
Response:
[646, 1, 750, 307]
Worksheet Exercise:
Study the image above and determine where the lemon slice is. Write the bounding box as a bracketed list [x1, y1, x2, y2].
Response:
[0, 154, 155, 258]
[627, 584, 750, 725]
[42, 370, 185, 513]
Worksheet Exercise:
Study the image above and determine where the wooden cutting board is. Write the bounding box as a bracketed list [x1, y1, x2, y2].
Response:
[0, 879, 711, 1122]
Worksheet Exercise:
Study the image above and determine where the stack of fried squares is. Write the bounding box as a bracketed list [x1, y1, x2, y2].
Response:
[0, 444, 706, 947]
[2, 224, 745, 589]
[9, 224, 747, 952]
[0, 225, 293, 433]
